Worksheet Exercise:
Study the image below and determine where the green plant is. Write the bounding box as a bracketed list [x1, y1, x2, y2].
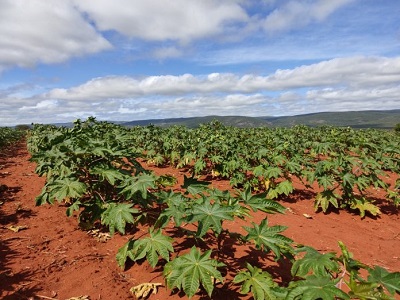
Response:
[27, 118, 400, 299]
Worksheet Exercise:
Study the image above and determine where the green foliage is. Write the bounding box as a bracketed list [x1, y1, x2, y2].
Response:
[395, 123, 400, 133]
[287, 275, 350, 300]
[367, 266, 400, 296]
[233, 263, 281, 300]
[350, 197, 381, 218]
[187, 198, 236, 237]
[163, 247, 225, 298]
[291, 246, 339, 277]
[117, 228, 174, 269]
[238, 187, 286, 214]
[314, 190, 340, 213]
[0, 127, 25, 149]
[116, 239, 135, 270]
[118, 173, 157, 201]
[26, 118, 400, 299]
[244, 219, 293, 260]
[101, 203, 138, 235]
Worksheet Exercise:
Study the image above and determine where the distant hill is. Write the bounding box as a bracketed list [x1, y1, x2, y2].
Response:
[122, 109, 400, 129]
[261, 109, 400, 129]
[122, 115, 268, 128]
[36, 109, 399, 129]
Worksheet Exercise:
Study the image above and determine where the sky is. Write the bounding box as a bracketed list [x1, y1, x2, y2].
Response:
[0, 0, 399, 126]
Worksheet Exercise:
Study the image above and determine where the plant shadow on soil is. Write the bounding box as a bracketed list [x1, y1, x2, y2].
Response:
[0, 167, 39, 299]
[162, 226, 294, 299]
[0, 239, 41, 300]
[0, 186, 36, 225]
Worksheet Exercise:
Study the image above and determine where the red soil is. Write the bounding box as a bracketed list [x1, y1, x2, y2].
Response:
[1, 142, 399, 300]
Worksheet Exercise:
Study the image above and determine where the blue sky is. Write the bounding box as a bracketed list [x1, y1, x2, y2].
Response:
[0, 0, 399, 126]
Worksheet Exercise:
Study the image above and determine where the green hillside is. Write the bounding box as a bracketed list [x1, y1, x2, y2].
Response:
[262, 109, 400, 129]
[122, 110, 400, 129]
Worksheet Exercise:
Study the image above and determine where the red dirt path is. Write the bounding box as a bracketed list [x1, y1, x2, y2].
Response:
[1, 142, 399, 300]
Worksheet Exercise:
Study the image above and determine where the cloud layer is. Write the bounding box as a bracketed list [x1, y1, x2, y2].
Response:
[0, 0, 399, 125]
[0, 0, 111, 71]
[0, 0, 357, 71]
[1, 56, 399, 125]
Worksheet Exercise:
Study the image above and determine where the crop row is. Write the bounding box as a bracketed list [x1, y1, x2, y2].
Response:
[26, 118, 400, 299]
[128, 120, 400, 217]
[0, 127, 26, 149]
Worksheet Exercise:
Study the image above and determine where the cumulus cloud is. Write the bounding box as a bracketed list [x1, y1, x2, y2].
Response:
[263, 0, 355, 33]
[73, 0, 248, 43]
[41, 56, 400, 101]
[0, 0, 111, 71]
[2, 55, 399, 125]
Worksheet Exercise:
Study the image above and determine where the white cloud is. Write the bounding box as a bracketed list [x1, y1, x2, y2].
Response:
[263, 0, 355, 33]
[73, 0, 248, 43]
[42, 56, 400, 101]
[19, 99, 59, 111]
[2, 55, 399, 125]
[152, 46, 183, 60]
[0, 0, 111, 71]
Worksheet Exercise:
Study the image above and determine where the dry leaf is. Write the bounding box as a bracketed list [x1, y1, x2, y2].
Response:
[87, 229, 111, 242]
[130, 282, 162, 299]
[302, 213, 313, 219]
[7, 225, 28, 232]
[65, 296, 90, 300]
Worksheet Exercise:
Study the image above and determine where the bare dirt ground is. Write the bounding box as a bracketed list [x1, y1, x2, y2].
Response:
[1, 141, 399, 300]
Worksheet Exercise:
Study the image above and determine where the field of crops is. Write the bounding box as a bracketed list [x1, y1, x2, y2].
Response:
[13, 117, 397, 299]
[1, 119, 399, 298]
[0, 127, 25, 150]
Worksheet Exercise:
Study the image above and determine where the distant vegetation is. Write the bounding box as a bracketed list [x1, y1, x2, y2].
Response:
[121, 109, 400, 129]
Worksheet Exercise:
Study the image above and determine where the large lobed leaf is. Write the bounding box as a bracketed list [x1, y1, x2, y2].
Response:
[188, 198, 236, 237]
[131, 228, 174, 268]
[47, 178, 87, 202]
[239, 187, 286, 214]
[118, 173, 157, 200]
[244, 219, 293, 260]
[116, 228, 174, 269]
[291, 246, 339, 278]
[287, 275, 349, 300]
[101, 203, 138, 235]
[163, 247, 225, 298]
[233, 263, 280, 300]
[368, 266, 400, 296]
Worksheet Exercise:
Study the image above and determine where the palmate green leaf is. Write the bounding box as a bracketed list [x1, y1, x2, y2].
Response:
[347, 280, 394, 300]
[342, 172, 356, 189]
[66, 200, 82, 217]
[118, 173, 157, 200]
[101, 203, 139, 235]
[116, 239, 135, 270]
[181, 175, 210, 195]
[244, 219, 293, 260]
[276, 180, 294, 196]
[163, 247, 225, 298]
[91, 167, 126, 185]
[188, 198, 236, 237]
[314, 190, 340, 213]
[155, 190, 189, 228]
[287, 275, 350, 300]
[238, 187, 286, 214]
[317, 174, 336, 190]
[291, 246, 339, 278]
[35, 184, 54, 205]
[47, 178, 87, 202]
[368, 266, 400, 295]
[233, 263, 279, 300]
[264, 167, 282, 179]
[129, 228, 174, 268]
